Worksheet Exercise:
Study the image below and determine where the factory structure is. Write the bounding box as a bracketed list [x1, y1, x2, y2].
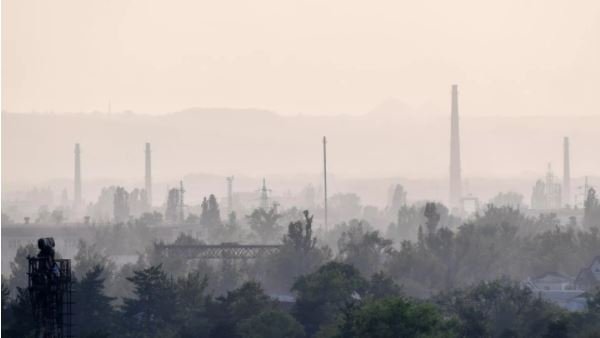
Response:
[3, 84, 593, 228]
[65, 85, 586, 222]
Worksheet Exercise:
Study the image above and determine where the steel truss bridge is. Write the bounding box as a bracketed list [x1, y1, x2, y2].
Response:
[155, 243, 283, 259]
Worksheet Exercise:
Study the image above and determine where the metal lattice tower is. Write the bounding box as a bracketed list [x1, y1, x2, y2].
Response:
[28, 238, 73, 338]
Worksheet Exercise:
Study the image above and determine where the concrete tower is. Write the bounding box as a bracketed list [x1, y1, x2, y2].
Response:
[145, 143, 152, 207]
[449, 85, 462, 212]
[563, 137, 571, 207]
[74, 143, 82, 208]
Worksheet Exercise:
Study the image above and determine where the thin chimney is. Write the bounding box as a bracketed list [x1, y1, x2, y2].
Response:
[323, 136, 328, 230]
[74, 143, 82, 208]
[145, 142, 152, 207]
[563, 137, 570, 207]
[226, 176, 234, 215]
[449, 85, 462, 213]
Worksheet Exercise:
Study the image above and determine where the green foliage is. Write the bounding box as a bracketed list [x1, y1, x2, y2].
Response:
[8, 243, 38, 293]
[247, 206, 283, 243]
[210, 281, 274, 338]
[122, 265, 177, 336]
[237, 309, 306, 338]
[3, 287, 37, 337]
[436, 278, 562, 338]
[387, 206, 600, 295]
[584, 187, 600, 229]
[366, 272, 402, 300]
[424, 202, 441, 234]
[338, 222, 393, 277]
[336, 297, 457, 338]
[174, 272, 212, 337]
[261, 210, 331, 292]
[74, 266, 117, 337]
[201, 194, 223, 239]
[73, 239, 116, 279]
[292, 261, 368, 335]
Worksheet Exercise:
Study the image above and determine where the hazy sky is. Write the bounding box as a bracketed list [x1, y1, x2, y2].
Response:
[3, 0, 599, 116]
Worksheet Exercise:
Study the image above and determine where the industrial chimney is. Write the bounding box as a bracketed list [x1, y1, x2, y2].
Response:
[74, 143, 82, 208]
[563, 137, 570, 207]
[449, 85, 462, 213]
[145, 142, 153, 207]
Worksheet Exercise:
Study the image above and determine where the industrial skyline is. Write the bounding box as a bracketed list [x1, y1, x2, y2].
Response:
[63, 86, 582, 214]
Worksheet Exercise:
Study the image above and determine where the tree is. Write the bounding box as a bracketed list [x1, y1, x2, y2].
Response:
[122, 265, 177, 336]
[2, 287, 37, 337]
[73, 266, 117, 337]
[201, 194, 223, 239]
[247, 206, 283, 243]
[73, 239, 115, 280]
[335, 297, 457, 338]
[337, 222, 393, 277]
[137, 211, 163, 226]
[387, 205, 423, 242]
[148, 233, 202, 277]
[584, 187, 600, 229]
[366, 272, 402, 300]
[237, 309, 306, 338]
[424, 202, 440, 234]
[436, 278, 561, 338]
[8, 243, 38, 293]
[1, 276, 10, 335]
[262, 210, 330, 292]
[174, 272, 212, 337]
[292, 262, 368, 336]
[209, 281, 274, 338]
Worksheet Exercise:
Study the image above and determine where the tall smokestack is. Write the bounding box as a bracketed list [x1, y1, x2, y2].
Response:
[323, 136, 328, 230]
[74, 143, 82, 208]
[449, 84, 462, 212]
[563, 137, 570, 207]
[145, 142, 152, 207]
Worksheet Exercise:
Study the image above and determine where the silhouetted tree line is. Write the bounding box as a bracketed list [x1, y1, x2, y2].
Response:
[3, 194, 600, 337]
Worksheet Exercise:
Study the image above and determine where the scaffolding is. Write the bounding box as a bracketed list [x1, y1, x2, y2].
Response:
[28, 254, 73, 337]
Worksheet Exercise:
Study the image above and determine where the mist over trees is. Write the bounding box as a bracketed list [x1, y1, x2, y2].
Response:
[3, 192, 600, 337]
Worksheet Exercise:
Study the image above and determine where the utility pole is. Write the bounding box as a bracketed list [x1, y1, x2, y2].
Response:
[226, 176, 234, 215]
[323, 136, 328, 231]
